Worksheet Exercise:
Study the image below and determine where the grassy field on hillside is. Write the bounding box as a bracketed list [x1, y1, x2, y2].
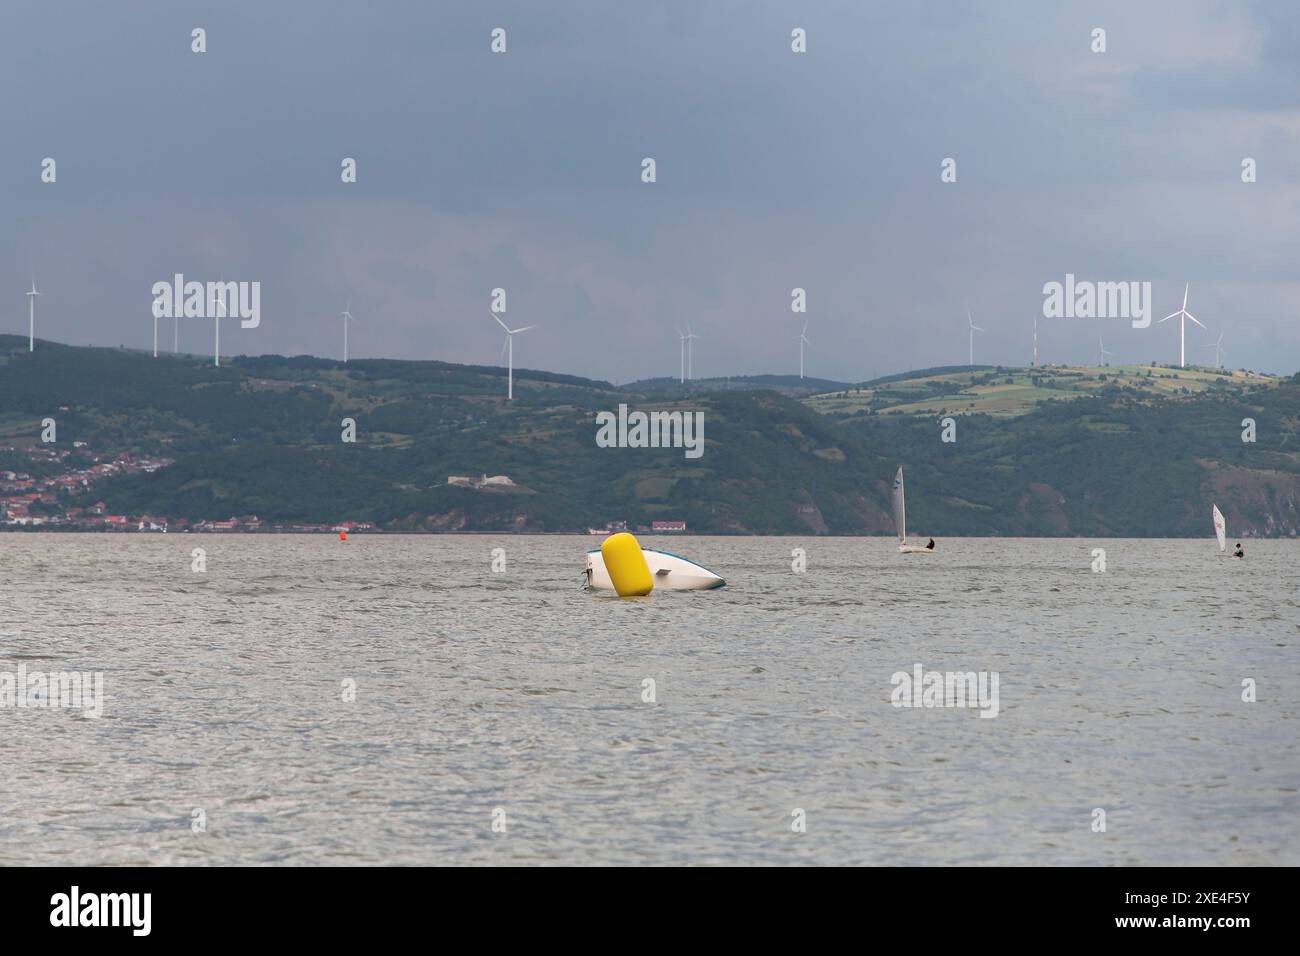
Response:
[807, 364, 1278, 419]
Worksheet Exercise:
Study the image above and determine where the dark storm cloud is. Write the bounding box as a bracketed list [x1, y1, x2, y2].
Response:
[0, 0, 1296, 380]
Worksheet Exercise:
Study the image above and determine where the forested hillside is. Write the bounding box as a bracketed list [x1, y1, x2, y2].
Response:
[2, 334, 1297, 536]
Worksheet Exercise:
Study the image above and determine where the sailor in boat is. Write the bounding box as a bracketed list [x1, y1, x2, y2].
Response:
[926, 538, 936, 550]
[1233, 542, 1244, 558]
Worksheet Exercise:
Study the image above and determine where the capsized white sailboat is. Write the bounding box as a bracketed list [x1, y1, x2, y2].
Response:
[585, 547, 726, 590]
[894, 466, 934, 554]
[1213, 503, 1240, 559]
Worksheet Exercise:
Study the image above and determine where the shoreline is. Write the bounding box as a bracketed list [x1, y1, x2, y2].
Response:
[0, 528, 1291, 539]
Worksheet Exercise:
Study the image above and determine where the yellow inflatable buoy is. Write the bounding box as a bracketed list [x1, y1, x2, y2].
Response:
[601, 532, 653, 596]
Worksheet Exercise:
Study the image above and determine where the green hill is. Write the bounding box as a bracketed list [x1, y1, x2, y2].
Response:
[2, 335, 1297, 536]
[626, 373, 851, 398]
[0, 336, 885, 534]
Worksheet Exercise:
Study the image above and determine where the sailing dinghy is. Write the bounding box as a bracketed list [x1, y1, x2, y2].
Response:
[585, 547, 725, 590]
[893, 466, 935, 554]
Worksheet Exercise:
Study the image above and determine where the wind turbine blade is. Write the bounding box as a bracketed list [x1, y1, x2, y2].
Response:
[511, 325, 535, 333]
[489, 311, 511, 332]
[1158, 311, 1179, 323]
[801, 319, 808, 335]
[499, 337, 510, 362]
[1185, 312, 1205, 329]
[1182, 284, 1189, 310]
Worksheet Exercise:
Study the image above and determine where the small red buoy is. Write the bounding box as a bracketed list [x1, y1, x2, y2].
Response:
[339, 530, 347, 541]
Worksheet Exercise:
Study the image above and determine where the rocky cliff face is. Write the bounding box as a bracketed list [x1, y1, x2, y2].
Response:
[1207, 464, 1300, 537]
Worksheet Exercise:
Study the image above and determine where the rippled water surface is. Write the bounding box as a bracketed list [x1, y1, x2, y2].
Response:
[1, 534, 1296, 865]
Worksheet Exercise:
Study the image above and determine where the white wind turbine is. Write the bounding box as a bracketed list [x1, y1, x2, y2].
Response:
[26, 278, 40, 352]
[489, 311, 534, 400]
[1202, 331, 1225, 369]
[1158, 283, 1205, 368]
[677, 327, 687, 384]
[795, 319, 809, 379]
[1032, 315, 1039, 367]
[1098, 334, 1114, 367]
[210, 280, 228, 367]
[152, 303, 159, 357]
[967, 311, 986, 365]
[341, 299, 355, 363]
[684, 326, 701, 380]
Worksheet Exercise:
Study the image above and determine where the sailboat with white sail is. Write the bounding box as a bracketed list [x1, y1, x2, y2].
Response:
[1213, 503, 1241, 559]
[893, 466, 935, 554]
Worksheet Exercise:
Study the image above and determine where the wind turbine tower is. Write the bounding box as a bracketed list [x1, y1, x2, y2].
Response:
[26, 279, 40, 352]
[1158, 283, 1205, 368]
[684, 326, 700, 380]
[342, 299, 355, 363]
[489, 311, 535, 400]
[967, 311, 987, 366]
[210, 280, 228, 367]
[796, 320, 809, 379]
[1098, 334, 1114, 367]
[1202, 331, 1226, 369]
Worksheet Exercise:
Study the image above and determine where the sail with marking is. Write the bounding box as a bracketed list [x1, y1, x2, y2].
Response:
[892, 467, 906, 544]
[1212, 503, 1226, 553]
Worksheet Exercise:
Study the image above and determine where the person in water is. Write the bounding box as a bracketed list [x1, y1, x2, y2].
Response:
[1233, 542, 1244, 558]
[926, 538, 936, 550]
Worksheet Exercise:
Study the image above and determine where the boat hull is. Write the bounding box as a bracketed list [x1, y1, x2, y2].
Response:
[898, 545, 935, 554]
[586, 548, 725, 591]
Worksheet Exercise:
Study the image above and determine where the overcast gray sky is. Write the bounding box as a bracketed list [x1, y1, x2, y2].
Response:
[2, 0, 1297, 382]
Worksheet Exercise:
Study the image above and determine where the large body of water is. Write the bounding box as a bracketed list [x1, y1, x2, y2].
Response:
[0, 534, 1295, 865]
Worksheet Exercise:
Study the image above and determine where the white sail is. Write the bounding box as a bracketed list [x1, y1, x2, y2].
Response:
[1212, 503, 1226, 553]
[892, 467, 906, 544]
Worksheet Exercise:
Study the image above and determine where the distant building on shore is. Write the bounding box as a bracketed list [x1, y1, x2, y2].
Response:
[333, 521, 375, 532]
[448, 474, 515, 489]
[650, 520, 686, 533]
